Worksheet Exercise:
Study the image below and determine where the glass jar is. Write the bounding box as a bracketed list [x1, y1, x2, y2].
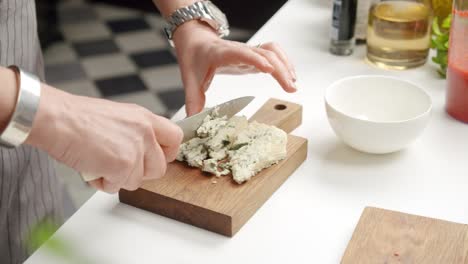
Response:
[366, 0, 433, 70]
[446, 0, 468, 123]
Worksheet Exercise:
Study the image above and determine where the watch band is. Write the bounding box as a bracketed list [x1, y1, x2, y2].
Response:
[0, 66, 41, 148]
[164, 1, 229, 47]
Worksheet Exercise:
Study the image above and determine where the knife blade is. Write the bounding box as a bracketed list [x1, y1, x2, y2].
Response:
[176, 96, 254, 142]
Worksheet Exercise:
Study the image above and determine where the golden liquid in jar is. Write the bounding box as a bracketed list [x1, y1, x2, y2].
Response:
[367, 1, 432, 70]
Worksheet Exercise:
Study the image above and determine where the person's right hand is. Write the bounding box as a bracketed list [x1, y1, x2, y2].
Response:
[26, 85, 183, 194]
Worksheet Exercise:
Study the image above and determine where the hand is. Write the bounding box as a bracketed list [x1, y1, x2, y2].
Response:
[26, 85, 183, 194]
[173, 20, 297, 116]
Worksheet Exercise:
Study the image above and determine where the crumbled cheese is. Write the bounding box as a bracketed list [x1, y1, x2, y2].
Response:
[205, 116, 248, 160]
[177, 110, 288, 184]
[196, 115, 227, 138]
[176, 137, 208, 168]
[202, 158, 230, 177]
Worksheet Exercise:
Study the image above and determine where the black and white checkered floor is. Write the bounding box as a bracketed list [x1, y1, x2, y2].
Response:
[45, 0, 252, 207]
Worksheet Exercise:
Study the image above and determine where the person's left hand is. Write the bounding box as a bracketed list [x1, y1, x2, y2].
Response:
[172, 20, 297, 116]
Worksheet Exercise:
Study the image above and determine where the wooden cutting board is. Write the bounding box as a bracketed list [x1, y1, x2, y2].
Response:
[119, 98, 308, 237]
[342, 207, 468, 264]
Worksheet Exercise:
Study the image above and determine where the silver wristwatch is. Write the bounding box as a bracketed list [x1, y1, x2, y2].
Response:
[0, 66, 41, 148]
[164, 1, 230, 47]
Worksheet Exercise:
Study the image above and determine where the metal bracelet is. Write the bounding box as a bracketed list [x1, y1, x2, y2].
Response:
[164, 1, 229, 47]
[0, 66, 41, 148]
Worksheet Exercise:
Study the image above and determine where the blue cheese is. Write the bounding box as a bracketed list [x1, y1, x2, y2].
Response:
[205, 116, 248, 160]
[228, 122, 287, 183]
[176, 111, 288, 184]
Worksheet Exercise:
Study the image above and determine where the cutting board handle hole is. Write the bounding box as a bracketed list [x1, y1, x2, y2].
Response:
[274, 104, 287, 110]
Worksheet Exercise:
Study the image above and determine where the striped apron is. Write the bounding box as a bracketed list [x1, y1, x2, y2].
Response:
[0, 0, 68, 263]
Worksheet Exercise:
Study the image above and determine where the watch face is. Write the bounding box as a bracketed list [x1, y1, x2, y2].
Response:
[205, 1, 228, 26]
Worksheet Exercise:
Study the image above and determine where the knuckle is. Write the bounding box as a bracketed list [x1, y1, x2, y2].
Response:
[134, 114, 149, 128]
[132, 123, 153, 145]
[141, 122, 154, 139]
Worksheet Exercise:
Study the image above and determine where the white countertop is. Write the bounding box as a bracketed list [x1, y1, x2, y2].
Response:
[27, 0, 468, 263]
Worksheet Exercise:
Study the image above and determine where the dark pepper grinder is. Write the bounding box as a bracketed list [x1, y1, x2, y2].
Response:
[329, 0, 358, 56]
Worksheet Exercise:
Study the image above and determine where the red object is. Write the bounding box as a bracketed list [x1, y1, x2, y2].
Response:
[446, 9, 468, 123]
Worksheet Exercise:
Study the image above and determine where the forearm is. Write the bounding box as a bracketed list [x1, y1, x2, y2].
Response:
[152, 0, 201, 17]
[0, 65, 69, 149]
[25, 83, 66, 151]
[0, 67, 20, 133]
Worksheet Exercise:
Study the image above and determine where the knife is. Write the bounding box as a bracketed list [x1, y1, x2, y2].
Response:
[81, 96, 254, 182]
[177, 96, 254, 142]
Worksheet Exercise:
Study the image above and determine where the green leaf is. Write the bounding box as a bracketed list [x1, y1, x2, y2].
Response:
[444, 41, 450, 49]
[432, 49, 448, 65]
[27, 219, 98, 264]
[431, 38, 438, 48]
[437, 68, 447, 78]
[441, 53, 448, 65]
[432, 17, 442, 35]
[437, 50, 447, 59]
[432, 39, 447, 50]
[26, 219, 73, 258]
[430, 14, 451, 79]
[442, 15, 452, 29]
[438, 34, 449, 43]
[230, 143, 248, 151]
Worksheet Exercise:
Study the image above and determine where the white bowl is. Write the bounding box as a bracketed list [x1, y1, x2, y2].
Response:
[325, 75, 432, 154]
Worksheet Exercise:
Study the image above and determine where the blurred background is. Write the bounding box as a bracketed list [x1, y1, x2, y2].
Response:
[36, 0, 287, 213]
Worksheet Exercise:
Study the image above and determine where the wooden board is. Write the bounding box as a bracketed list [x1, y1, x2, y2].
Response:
[119, 98, 308, 237]
[341, 207, 468, 264]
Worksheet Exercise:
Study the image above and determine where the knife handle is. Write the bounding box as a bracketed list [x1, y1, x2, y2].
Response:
[81, 172, 101, 182]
